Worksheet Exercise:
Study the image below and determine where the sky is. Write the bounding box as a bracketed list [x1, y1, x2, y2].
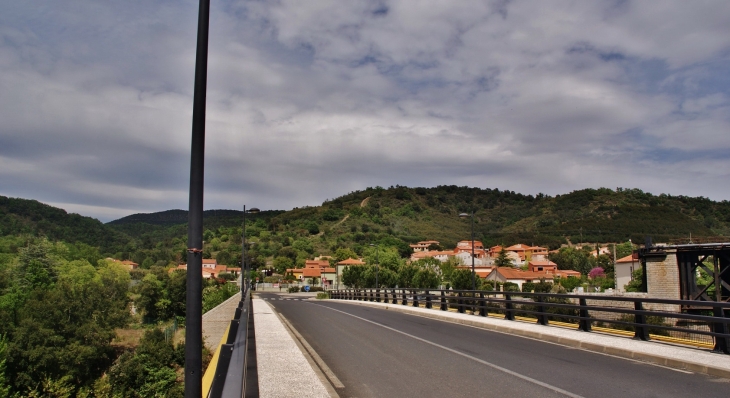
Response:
[1, 1, 729, 223]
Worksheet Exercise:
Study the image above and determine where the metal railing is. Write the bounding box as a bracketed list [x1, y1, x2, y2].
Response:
[331, 288, 730, 354]
[207, 287, 255, 397]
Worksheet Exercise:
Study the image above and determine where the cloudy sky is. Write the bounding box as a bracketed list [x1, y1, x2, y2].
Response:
[1, 1, 729, 222]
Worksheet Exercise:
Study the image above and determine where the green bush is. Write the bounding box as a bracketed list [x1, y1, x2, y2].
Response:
[522, 282, 535, 292]
[503, 282, 519, 292]
[316, 292, 330, 299]
[288, 286, 300, 293]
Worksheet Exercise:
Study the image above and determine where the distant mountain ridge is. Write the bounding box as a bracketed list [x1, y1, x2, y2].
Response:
[108, 209, 251, 226]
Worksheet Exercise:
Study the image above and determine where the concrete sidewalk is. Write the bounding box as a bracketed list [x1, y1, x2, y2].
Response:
[253, 298, 331, 398]
[202, 292, 242, 352]
[330, 298, 730, 378]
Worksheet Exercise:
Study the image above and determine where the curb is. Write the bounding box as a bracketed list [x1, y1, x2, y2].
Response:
[332, 299, 730, 379]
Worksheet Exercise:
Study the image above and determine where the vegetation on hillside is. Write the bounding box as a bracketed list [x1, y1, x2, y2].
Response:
[0, 186, 728, 394]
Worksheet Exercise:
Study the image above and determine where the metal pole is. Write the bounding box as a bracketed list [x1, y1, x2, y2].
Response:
[242, 205, 246, 295]
[376, 245, 379, 289]
[185, 1, 210, 396]
[471, 210, 476, 291]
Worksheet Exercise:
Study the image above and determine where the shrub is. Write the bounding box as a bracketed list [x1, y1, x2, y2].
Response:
[522, 282, 535, 292]
[288, 286, 300, 293]
[316, 292, 330, 299]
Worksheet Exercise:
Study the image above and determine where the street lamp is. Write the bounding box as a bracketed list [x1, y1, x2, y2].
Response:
[242, 205, 260, 294]
[369, 243, 379, 289]
[458, 211, 477, 291]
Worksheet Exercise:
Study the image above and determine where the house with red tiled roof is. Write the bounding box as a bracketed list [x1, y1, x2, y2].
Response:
[504, 244, 549, 263]
[334, 258, 366, 289]
[409, 240, 441, 252]
[287, 258, 337, 287]
[455, 265, 494, 279]
[615, 254, 639, 292]
[174, 261, 241, 279]
[410, 250, 453, 263]
[527, 260, 581, 279]
[488, 267, 555, 291]
[107, 258, 139, 270]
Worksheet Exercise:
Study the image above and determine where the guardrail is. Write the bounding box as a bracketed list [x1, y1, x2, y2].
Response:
[205, 287, 255, 397]
[331, 288, 730, 354]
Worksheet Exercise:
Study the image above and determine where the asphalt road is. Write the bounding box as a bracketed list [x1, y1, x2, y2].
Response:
[257, 293, 729, 398]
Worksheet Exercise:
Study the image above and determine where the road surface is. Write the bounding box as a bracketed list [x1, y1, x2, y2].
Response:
[258, 293, 729, 398]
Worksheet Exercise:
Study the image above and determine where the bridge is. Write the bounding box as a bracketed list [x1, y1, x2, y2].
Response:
[201, 285, 730, 397]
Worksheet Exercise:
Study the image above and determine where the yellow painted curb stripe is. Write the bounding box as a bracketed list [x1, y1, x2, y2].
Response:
[202, 323, 231, 398]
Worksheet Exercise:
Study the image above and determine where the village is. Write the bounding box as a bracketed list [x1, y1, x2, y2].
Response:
[251, 240, 642, 293]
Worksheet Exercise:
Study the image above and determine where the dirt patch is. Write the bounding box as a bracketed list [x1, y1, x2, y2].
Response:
[360, 196, 371, 207]
[112, 328, 146, 349]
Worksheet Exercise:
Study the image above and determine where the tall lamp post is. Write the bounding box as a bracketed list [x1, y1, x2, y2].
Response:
[242, 206, 260, 293]
[459, 211, 477, 291]
[185, 0, 211, 396]
[369, 243, 379, 288]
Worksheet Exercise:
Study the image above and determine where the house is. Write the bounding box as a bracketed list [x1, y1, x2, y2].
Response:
[286, 258, 338, 287]
[107, 258, 139, 270]
[455, 265, 494, 279]
[615, 254, 638, 292]
[410, 250, 453, 263]
[488, 267, 554, 291]
[174, 261, 240, 279]
[409, 240, 440, 252]
[335, 258, 366, 289]
[527, 260, 581, 279]
[527, 260, 558, 273]
[503, 244, 549, 263]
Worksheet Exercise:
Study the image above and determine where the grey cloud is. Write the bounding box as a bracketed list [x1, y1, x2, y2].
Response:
[1, 0, 729, 223]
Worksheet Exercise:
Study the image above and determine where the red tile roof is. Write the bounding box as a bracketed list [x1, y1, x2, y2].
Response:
[337, 258, 365, 265]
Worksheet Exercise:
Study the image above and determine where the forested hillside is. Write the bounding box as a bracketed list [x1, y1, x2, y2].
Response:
[0, 187, 728, 395]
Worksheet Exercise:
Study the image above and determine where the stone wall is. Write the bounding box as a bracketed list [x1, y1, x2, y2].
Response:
[645, 249, 680, 302]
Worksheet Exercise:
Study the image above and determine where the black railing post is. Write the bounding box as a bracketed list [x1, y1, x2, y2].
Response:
[413, 290, 419, 307]
[634, 301, 650, 341]
[504, 293, 514, 321]
[440, 291, 447, 311]
[392, 289, 398, 304]
[479, 292, 486, 317]
[712, 306, 730, 354]
[376, 288, 381, 303]
[578, 298, 591, 332]
[402, 289, 408, 305]
[535, 295, 548, 325]
[458, 292, 465, 313]
[426, 290, 432, 309]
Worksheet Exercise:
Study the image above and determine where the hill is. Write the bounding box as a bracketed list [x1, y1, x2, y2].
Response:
[2, 187, 729, 271]
[0, 195, 129, 253]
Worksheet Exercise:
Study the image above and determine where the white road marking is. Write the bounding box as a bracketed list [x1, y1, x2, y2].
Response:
[314, 303, 585, 398]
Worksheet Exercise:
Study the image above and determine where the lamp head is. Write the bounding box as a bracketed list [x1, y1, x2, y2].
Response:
[458, 213, 469, 219]
[247, 207, 260, 214]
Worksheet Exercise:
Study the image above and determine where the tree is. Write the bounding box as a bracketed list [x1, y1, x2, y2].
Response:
[342, 266, 365, 288]
[494, 248, 512, 267]
[0, 335, 10, 398]
[137, 274, 164, 320]
[107, 329, 183, 398]
[332, 248, 358, 263]
[15, 238, 60, 290]
[451, 269, 473, 290]
[398, 263, 418, 288]
[7, 260, 130, 394]
[625, 268, 645, 292]
[412, 268, 440, 289]
[272, 257, 294, 275]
